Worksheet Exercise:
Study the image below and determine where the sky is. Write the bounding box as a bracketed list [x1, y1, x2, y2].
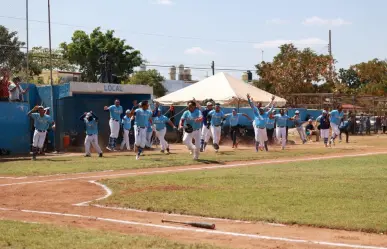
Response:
[1, 0, 387, 81]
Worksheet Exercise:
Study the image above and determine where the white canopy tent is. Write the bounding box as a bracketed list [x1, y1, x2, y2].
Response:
[155, 72, 286, 107]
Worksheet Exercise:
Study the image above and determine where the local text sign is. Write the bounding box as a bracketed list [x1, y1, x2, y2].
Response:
[104, 84, 123, 92]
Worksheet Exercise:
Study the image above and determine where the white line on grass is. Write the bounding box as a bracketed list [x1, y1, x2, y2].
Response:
[73, 181, 262, 225]
[0, 207, 385, 249]
[0, 152, 386, 188]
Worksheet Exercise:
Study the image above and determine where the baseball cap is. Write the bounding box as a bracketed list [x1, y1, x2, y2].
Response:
[232, 108, 237, 112]
[308, 119, 312, 122]
[37, 106, 44, 110]
[44, 107, 50, 111]
[322, 110, 327, 114]
[206, 102, 213, 106]
[215, 103, 221, 106]
[295, 110, 300, 114]
[86, 112, 92, 117]
[125, 109, 131, 114]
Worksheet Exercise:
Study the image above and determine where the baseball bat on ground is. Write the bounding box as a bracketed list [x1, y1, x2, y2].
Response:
[161, 219, 216, 230]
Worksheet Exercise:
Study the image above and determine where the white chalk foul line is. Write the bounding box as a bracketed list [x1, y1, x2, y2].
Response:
[1, 151, 386, 188]
[0, 207, 385, 249]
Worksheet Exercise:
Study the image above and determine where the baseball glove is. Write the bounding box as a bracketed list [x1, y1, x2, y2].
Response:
[184, 124, 194, 133]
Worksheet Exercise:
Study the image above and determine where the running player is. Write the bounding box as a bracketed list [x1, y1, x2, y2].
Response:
[120, 110, 134, 151]
[274, 109, 293, 150]
[225, 109, 252, 148]
[293, 110, 307, 144]
[79, 111, 103, 157]
[104, 99, 123, 151]
[329, 105, 344, 146]
[207, 103, 226, 152]
[133, 101, 153, 160]
[316, 110, 331, 147]
[200, 102, 214, 152]
[179, 100, 203, 160]
[28, 106, 55, 160]
[152, 108, 177, 154]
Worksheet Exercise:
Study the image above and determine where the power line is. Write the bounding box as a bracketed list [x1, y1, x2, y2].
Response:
[0, 14, 328, 46]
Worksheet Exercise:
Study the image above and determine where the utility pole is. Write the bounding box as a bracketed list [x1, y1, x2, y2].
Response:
[211, 61, 215, 75]
[261, 49, 264, 62]
[328, 30, 332, 57]
[26, 0, 29, 81]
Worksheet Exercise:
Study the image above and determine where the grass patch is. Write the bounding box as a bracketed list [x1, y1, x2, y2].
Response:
[99, 154, 387, 233]
[0, 146, 360, 176]
[0, 220, 228, 249]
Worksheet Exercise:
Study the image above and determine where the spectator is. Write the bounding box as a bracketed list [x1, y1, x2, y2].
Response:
[366, 116, 371, 135]
[0, 69, 10, 101]
[305, 119, 319, 142]
[339, 115, 350, 143]
[382, 115, 387, 134]
[8, 77, 28, 102]
[375, 116, 381, 134]
[359, 114, 365, 135]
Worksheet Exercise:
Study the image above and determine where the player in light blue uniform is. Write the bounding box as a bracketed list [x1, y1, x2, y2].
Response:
[28, 105, 55, 160]
[225, 109, 252, 148]
[247, 94, 275, 152]
[79, 111, 103, 157]
[274, 109, 293, 150]
[179, 100, 203, 160]
[120, 109, 134, 151]
[292, 110, 307, 144]
[207, 103, 226, 152]
[266, 111, 276, 144]
[133, 101, 153, 160]
[104, 99, 123, 151]
[152, 108, 177, 154]
[329, 105, 344, 146]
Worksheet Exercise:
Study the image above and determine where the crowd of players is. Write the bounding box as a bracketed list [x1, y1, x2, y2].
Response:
[27, 94, 349, 161]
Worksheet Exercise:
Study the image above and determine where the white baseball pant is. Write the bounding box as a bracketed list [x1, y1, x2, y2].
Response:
[254, 127, 268, 146]
[183, 129, 201, 159]
[320, 129, 330, 139]
[146, 130, 153, 147]
[296, 126, 307, 142]
[210, 126, 221, 145]
[134, 126, 147, 148]
[155, 128, 168, 151]
[330, 123, 340, 137]
[109, 119, 120, 138]
[276, 127, 287, 147]
[84, 134, 102, 155]
[201, 124, 212, 142]
[32, 130, 47, 149]
[120, 129, 131, 150]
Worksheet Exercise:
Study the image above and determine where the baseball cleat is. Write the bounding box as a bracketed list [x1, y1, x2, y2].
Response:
[99, 153, 103, 157]
[136, 155, 140, 160]
[84, 154, 91, 157]
[160, 150, 164, 153]
[106, 146, 112, 151]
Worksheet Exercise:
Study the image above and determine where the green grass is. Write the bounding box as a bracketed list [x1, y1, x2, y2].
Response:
[0, 220, 228, 249]
[98, 154, 387, 233]
[0, 147, 359, 176]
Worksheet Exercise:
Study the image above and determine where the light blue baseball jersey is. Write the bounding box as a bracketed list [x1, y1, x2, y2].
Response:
[122, 116, 132, 130]
[135, 109, 152, 127]
[266, 118, 275, 129]
[329, 110, 344, 125]
[181, 109, 202, 130]
[254, 112, 270, 128]
[229, 113, 241, 127]
[108, 105, 123, 121]
[293, 116, 303, 127]
[84, 119, 98, 135]
[274, 114, 289, 127]
[153, 115, 169, 130]
[208, 110, 225, 126]
[31, 113, 52, 131]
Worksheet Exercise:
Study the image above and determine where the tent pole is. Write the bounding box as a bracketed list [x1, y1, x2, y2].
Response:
[237, 99, 240, 112]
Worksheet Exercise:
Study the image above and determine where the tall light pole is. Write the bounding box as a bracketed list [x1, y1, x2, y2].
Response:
[26, 0, 29, 80]
[261, 49, 264, 62]
[48, 0, 56, 151]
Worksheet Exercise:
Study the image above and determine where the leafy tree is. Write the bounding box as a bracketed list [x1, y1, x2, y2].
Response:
[0, 25, 26, 74]
[126, 69, 166, 97]
[29, 46, 76, 72]
[252, 79, 275, 94]
[60, 27, 143, 82]
[255, 44, 333, 96]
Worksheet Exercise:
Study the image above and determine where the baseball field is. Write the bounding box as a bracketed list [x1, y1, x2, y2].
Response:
[0, 134, 386, 249]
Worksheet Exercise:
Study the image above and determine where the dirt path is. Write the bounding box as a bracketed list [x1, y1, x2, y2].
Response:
[0, 151, 386, 249]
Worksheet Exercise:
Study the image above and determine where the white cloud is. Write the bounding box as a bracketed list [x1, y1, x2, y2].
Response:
[266, 18, 289, 25]
[302, 16, 352, 26]
[154, 0, 173, 5]
[254, 38, 327, 49]
[184, 47, 214, 55]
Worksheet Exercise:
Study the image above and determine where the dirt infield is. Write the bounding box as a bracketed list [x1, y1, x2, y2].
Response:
[0, 148, 387, 249]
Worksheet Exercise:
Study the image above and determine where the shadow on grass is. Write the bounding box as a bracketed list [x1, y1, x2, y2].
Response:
[196, 159, 221, 164]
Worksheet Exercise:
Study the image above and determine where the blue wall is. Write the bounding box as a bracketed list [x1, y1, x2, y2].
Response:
[0, 102, 31, 154]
